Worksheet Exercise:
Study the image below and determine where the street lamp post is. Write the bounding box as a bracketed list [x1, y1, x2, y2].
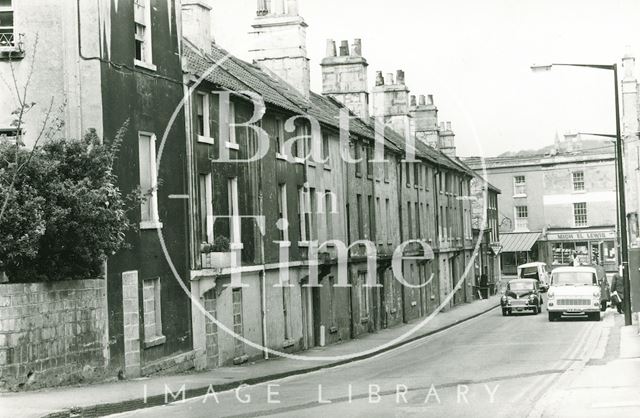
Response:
[532, 62, 632, 326]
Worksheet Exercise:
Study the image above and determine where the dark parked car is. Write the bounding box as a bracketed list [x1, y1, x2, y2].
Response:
[501, 279, 543, 316]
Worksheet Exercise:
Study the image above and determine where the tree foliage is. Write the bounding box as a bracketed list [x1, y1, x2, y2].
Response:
[0, 129, 134, 282]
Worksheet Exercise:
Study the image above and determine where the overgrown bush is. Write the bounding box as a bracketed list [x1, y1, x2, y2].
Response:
[0, 129, 135, 282]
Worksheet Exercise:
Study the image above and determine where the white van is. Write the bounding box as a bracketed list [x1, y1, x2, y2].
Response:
[517, 262, 550, 291]
[547, 266, 601, 321]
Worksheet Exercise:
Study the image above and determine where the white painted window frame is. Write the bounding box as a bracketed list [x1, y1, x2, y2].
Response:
[139, 132, 162, 230]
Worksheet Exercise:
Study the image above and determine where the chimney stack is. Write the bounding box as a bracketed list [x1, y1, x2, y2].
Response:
[375, 71, 384, 86]
[410, 93, 439, 147]
[439, 121, 456, 158]
[410, 95, 417, 107]
[249, 0, 310, 98]
[181, 1, 213, 52]
[321, 37, 370, 119]
[372, 68, 412, 138]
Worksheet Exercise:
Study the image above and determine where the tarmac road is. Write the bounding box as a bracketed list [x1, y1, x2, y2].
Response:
[111, 305, 616, 418]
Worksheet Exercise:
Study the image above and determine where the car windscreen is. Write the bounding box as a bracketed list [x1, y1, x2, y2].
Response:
[520, 267, 539, 279]
[509, 281, 535, 291]
[552, 272, 596, 285]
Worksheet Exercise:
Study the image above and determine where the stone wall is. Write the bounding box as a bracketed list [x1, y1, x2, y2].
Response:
[0, 280, 107, 390]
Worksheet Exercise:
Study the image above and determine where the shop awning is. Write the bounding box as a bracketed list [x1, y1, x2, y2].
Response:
[500, 232, 541, 252]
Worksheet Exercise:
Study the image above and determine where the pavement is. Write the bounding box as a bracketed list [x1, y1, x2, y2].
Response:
[529, 313, 640, 417]
[0, 296, 500, 418]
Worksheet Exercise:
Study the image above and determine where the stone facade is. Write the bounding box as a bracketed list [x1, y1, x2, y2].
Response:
[0, 280, 108, 390]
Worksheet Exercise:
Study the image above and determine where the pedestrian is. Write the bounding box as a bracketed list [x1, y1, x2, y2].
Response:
[610, 272, 625, 314]
[599, 272, 610, 311]
[572, 252, 580, 267]
[480, 268, 489, 299]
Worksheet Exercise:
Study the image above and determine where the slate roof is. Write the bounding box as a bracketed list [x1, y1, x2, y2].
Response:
[183, 39, 474, 176]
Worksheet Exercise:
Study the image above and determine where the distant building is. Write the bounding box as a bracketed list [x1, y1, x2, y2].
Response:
[464, 135, 617, 274]
[470, 175, 501, 295]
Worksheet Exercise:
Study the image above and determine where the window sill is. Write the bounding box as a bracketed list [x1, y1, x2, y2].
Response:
[143, 335, 166, 349]
[572, 190, 586, 194]
[226, 141, 239, 150]
[360, 317, 369, 324]
[0, 48, 25, 61]
[140, 221, 164, 230]
[278, 241, 292, 248]
[298, 241, 313, 248]
[134, 59, 157, 72]
[276, 153, 288, 161]
[324, 163, 332, 171]
[197, 135, 214, 145]
[230, 242, 244, 250]
[293, 157, 306, 165]
[512, 194, 527, 198]
[355, 172, 362, 178]
[406, 184, 411, 188]
[367, 175, 373, 180]
[384, 179, 390, 184]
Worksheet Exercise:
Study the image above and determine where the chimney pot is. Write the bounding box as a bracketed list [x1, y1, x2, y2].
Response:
[326, 39, 336, 57]
[446, 121, 452, 131]
[375, 71, 384, 86]
[439, 122, 445, 130]
[386, 73, 394, 85]
[351, 39, 362, 56]
[418, 95, 426, 106]
[410, 95, 417, 106]
[339, 40, 349, 56]
[396, 70, 405, 84]
[427, 94, 434, 105]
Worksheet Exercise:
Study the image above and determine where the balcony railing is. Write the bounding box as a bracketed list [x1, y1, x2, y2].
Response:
[0, 32, 14, 48]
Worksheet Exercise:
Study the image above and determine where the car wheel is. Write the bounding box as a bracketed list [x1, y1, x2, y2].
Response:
[502, 308, 508, 316]
[537, 305, 542, 314]
[600, 301, 607, 312]
[590, 312, 601, 321]
[548, 312, 557, 321]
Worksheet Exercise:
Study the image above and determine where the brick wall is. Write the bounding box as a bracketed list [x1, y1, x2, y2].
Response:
[0, 280, 107, 390]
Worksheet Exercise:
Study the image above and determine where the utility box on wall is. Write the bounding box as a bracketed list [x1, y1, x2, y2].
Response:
[628, 248, 640, 312]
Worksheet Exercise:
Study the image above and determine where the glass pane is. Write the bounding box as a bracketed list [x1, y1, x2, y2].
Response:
[0, 11, 13, 27]
[0, 1, 11, 9]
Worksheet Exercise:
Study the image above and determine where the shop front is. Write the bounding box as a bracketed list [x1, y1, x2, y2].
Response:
[499, 232, 541, 275]
[544, 228, 617, 272]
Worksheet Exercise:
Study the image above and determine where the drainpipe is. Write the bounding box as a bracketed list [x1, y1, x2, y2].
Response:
[258, 132, 269, 360]
[398, 155, 406, 323]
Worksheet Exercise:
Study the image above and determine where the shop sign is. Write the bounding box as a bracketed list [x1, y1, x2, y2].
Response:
[546, 230, 616, 241]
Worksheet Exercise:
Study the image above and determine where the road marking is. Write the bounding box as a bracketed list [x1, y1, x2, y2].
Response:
[512, 320, 594, 414]
[527, 317, 605, 418]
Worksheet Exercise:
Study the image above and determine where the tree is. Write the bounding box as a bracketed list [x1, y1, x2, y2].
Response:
[0, 127, 135, 282]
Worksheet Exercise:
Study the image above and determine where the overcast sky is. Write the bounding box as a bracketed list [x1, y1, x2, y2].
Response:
[211, 0, 640, 157]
